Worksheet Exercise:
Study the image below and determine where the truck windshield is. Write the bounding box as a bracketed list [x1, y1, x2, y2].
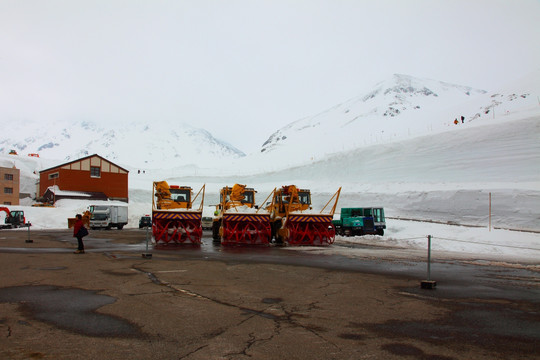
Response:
[92, 214, 108, 220]
[89, 206, 108, 212]
[170, 189, 190, 203]
[298, 191, 311, 205]
[222, 190, 255, 204]
[242, 191, 255, 204]
[373, 208, 384, 222]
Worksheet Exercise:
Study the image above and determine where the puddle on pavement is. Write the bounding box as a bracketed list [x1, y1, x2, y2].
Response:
[366, 302, 540, 355]
[0, 285, 140, 337]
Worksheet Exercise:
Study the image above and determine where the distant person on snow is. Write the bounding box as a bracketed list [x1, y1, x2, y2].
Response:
[461, 116, 465, 123]
[73, 214, 88, 254]
[454, 119, 459, 125]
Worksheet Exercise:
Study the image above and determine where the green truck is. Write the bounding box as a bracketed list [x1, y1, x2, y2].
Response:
[333, 207, 386, 236]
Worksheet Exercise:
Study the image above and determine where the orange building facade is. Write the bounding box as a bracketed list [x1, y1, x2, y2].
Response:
[39, 154, 129, 202]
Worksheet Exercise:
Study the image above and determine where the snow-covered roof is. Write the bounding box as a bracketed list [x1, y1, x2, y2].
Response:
[45, 185, 91, 197]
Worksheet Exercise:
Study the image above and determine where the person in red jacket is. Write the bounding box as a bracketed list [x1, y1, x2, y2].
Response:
[73, 214, 86, 254]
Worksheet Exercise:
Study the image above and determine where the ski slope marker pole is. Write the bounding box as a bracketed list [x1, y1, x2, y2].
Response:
[142, 225, 152, 259]
[421, 235, 436, 289]
[25, 224, 33, 243]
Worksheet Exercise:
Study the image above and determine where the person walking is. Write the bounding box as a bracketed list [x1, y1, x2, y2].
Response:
[73, 214, 87, 254]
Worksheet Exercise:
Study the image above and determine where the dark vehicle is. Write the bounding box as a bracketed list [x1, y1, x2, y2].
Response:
[0, 208, 29, 229]
[139, 215, 152, 229]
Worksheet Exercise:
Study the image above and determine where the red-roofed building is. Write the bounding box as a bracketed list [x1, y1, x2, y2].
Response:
[39, 154, 129, 203]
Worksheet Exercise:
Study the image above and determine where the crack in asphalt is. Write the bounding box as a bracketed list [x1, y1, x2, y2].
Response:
[132, 266, 279, 320]
[132, 266, 339, 356]
[178, 344, 209, 360]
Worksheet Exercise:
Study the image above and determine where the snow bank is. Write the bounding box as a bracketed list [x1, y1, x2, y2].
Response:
[293, 219, 540, 265]
[224, 205, 269, 214]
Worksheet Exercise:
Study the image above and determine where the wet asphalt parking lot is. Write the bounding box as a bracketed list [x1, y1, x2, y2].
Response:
[0, 228, 538, 359]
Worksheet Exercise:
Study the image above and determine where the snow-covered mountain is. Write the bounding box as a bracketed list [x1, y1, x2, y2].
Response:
[260, 74, 486, 155]
[2, 73, 537, 173]
[257, 73, 538, 169]
[0, 121, 245, 169]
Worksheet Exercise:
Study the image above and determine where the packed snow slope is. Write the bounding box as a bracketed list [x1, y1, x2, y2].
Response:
[126, 113, 538, 231]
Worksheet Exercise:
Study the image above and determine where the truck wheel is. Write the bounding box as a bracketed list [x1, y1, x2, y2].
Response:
[271, 221, 281, 242]
[377, 229, 384, 236]
[212, 220, 221, 242]
[118, 225, 124, 230]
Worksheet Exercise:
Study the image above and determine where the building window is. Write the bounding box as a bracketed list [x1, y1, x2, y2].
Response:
[3, 202, 11, 205]
[48, 172, 59, 180]
[90, 166, 101, 178]
[4, 187, 13, 194]
[4, 174, 14, 181]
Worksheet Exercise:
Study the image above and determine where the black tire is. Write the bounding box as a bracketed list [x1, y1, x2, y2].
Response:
[271, 221, 281, 242]
[212, 220, 221, 241]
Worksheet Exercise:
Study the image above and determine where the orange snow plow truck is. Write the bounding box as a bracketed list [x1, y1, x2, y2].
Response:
[267, 185, 341, 246]
[212, 184, 272, 245]
[152, 181, 205, 244]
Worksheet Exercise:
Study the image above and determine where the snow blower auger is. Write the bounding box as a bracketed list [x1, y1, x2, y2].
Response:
[221, 212, 271, 245]
[152, 181, 205, 245]
[285, 213, 336, 245]
[212, 184, 272, 246]
[269, 186, 341, 246]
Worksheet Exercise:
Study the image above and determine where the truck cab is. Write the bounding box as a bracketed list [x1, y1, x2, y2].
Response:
[333, 207, 386, 236]
[0, 208, 27, 229]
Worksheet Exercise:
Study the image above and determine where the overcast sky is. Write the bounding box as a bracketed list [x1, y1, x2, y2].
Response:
[1, 0, 539, 153]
